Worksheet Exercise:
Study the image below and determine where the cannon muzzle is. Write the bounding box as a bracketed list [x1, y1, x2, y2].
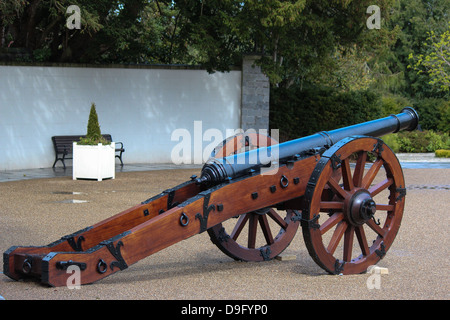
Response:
[197, 107, 419, 187]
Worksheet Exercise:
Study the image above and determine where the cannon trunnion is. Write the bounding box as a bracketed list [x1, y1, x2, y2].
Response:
[4, 108, 418, 286]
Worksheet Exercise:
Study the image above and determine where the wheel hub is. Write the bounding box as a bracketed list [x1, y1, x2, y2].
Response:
[346, 190, 376, 225]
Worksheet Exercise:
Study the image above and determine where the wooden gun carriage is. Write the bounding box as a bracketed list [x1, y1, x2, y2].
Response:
[3, 108, 419, 286]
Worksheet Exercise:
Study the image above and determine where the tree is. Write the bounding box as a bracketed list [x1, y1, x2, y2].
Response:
[1, 0, 398, 89]
[0, 0, 180, 63]
[78, 103, 110, 145]
[175, 0, 397, 88]
[380, 0, 450, 98]
[409, 23, 450, 93]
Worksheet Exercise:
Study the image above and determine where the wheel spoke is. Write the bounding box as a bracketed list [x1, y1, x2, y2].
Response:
[355, 226, 370, 256]
[231, 214, 249, 241]
[353, 151, 367, 187]
[376, 204, 395, 211]
[320, 212, 344, 235]
[369, 178, 393, 197]
[341, 158, 354, 191]
[248, 214, 258, 249]
[327, 177, 348, 199]
[319, 201, 344, 211]
[343, 225, 355, 262]
[327, 221, 347, 255]
[366, 218, 386, 238]
[267, 209, 288, 229]
[259, 214, 274, 245]
[362, 158, 383, 189]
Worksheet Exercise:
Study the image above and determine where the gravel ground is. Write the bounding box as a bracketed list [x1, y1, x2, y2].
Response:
[0, 168, 448, 300]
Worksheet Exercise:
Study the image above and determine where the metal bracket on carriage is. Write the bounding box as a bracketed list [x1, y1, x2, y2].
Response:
[61, 235, 85, 252]
[195, 193, 215, 233]
[260, 247, 271, 261]
[372, 139, 385, 156]
[300, 213, 321, 230]
[99, 233, 130, 272]
[329, 153, 342, 170]
[290, 210, 302, 222]
[59, 226, 92, 252]
[164, 189, 179, 210]
[296, 147, 327, 160]
[56, 260, 87, 271]
[334, 260, 345, 275]
[375, 242, 386, 259]
[396, 186, 407, 201]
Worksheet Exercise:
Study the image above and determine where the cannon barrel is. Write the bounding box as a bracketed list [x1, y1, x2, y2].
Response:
[197, 107, 419, 186]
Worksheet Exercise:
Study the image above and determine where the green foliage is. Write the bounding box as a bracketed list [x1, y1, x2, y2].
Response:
[383, 0, 450, 98]
[383, 130, 449, 153]
[408, 23, 450, 93]
[382, 134, 401, 153]
[86, 103, 101, 139]
[380, 94, 413, 116]
[33, 47, 51, 62]
[1, 0, 181, 64]
[435, 149, 450, 158]
[413, 98, 449, 132]
[438, 101, 450, 133]
[1, 0, 398, 87]
[78, 103, 110, 145]
[270, 85, 382, 141]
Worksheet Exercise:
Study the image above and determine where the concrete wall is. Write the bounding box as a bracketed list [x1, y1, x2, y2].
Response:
[0, 65, 242, 170]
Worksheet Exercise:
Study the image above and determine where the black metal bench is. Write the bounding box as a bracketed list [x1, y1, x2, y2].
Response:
[52, 134, 125, 168]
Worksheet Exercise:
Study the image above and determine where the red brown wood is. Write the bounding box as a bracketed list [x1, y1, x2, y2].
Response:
[207, 132, 300, 262]
[4, 153, 313, 286]
[211, 132, 278, 158]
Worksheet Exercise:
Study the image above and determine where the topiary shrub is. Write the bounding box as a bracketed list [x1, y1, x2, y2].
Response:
[78, 103, 110, 145]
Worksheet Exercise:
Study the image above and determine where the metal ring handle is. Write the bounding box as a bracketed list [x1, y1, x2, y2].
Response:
[180, 212, 189, 226]
[97, 259, 108, 274]
[280, 175, 289, 188]
[22, 259, 32, 274]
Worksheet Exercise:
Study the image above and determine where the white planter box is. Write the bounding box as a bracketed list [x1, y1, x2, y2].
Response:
[73, 142, 115, 181]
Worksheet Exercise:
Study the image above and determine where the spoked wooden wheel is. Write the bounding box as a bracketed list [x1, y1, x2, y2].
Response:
[207, 133, 300, 261]
[302, 136, 406, 274]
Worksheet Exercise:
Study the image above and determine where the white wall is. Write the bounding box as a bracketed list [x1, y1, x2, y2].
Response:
[0, 65, 242, 170]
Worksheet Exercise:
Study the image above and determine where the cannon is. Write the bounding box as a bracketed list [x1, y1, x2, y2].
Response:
[3, 108, 419, 286]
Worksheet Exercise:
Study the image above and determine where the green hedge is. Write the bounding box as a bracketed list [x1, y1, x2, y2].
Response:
[383, 130, 450, 153]
[270, 86, 382, 141]
[413, 98, 449, 133]
[435, 149, 450, 158]
[269, 86, 449, 148]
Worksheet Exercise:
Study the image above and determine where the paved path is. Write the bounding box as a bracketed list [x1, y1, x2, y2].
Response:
[1, 153, 449, 183]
